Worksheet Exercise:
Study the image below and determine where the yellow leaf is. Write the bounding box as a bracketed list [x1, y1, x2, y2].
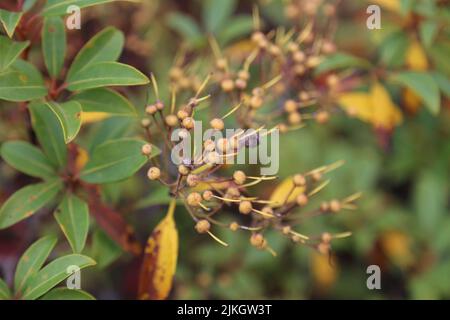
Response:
[371, 0, 401, 12]
[138, 199, 178, 300]
[380, 230, 414, 268]
[406, 40, 428, 71]
[370, 82, 403, 129]
[338, 92, 373, 123]
[75, 147, 89, 171]
[339, 82, 403, 130]
[269, 177, 305, 208]
[80, 112, 111, 124]
[310, 252, 338, 290]
[403, 87, 422, 114]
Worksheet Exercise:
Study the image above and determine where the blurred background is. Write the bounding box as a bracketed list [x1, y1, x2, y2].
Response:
[1, 0, 449, 299]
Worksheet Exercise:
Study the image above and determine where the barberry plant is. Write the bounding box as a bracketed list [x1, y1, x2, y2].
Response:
[0, 0, 368, 300]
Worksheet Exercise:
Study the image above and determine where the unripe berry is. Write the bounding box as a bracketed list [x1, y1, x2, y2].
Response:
[178, 164, 190, 176]
[282, 226, 291, 235]
[287, 42, 299, 53]
[177, 110, 189, 120]
[293, 174, 306, 186]
[316, 111, 330, 124]
[288, 112, 302, 125]
[169, 67, 183, 80]
[318, 242, 330, 255]
[329, 200, 341, 213]
[187, 192, 202, 207]
[239, 200, 253, 215]
[312, 171, 322, 182]
[251, 31, 265, 44]
[235, 78, 247, 90]
[186, 174, 199, 187]
[284, 100, 297, 113]
[141, 144, 152, 156]
[293, 51, 305, 63]
[237, 70, 250, 81]
[261, 206, 273, 218]
[250, 233, 265, 248]
[229, 222, 239, 231]
[210, 118, 224, 131]
[147, 167, 161, 180]
[195, 219, 210, 234]
[226, 187, 240, 198]
[296, 193, 308, 206]
[320, 202, 330, 212]
[306, 55, 321, 68]
[233, 170, 246, 185]
[182, 117, 195, 130]
[221, 78, 234, 92]
[294, 64, 306, 76]
[216, 58, 227, 70]
[165, 114, 179, 127]
[299, 91, 310, 101]
[269, 44, 281, 57]
[321, 232, 332, 243]
[146, 104, 158, 115]
[249, 95, 263, 109]
[155, 101, 164, 111]
[141, 118, 151, 128]
[202, 190, 213, 201]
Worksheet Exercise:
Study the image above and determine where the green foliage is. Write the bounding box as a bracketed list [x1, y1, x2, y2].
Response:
[54, 194, 90, 253]
[80, 138, 159, 183]
[42, 17, 66, 78]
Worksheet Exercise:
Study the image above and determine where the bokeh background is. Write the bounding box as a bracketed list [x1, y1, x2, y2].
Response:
[1, 0, 449, 299]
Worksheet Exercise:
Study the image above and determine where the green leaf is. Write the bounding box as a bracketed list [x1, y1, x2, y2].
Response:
[379, 31, 408, 68]
[0, 36, 29, 72]
[0, 180, 62, 229]
[81, 138, 158, 184]
[43, 0, 139, 16]
[203, 0, 236, 33]
[219, 15, 253, 45]
[42, 16, 66, 78]
[73, 88, 136, 116]
[29, 101, 67, 168]
[0, 278, 11, 300]
[0, 9, 23, 38]
[40, 287, 95, 300]
[0, 60, 47, 101]
[67, 61, 149, 92]
[67, 27, 124, 79]
[23, 0, 38, 11]
[419, 20, 438, 48]
[429, 43, 450, 77]
[54, 194, 89, 253]
[166, 13, 202, 43]
[390, 71, 440, 115]
[0, 141, 56, 179]
[431, 71, 450, 98]
[315, 52, 372, 74]
[14, 235, 57, 294]
[22, 254, 96, 300]
[90, 229, 122, 269]
[46, 101, 82, 143]
[414, 171, 447, 234]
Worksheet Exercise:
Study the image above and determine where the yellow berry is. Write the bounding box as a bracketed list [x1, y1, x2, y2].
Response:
[288, 112, 302, 125]
[186, 174, 199, 187]
[195, 219, 211, 234]
[284, 99, 297, 113]
[202, 190, 213, 201]
[233, 170, 246, 185]
[182, 117, 195, 130]
[178, 164, 190, 176]
[165, 114, 178, 127]
[221, 79, 234, 92]
[329, 200, 341, 213]
[210, 118, 224, 131]
[187, 192, 202, 207]
[239, 200, 253, 215]
[316, 111, 330, 124]
[141, 144, 152, 156]
[229, 222, 239, 231]
[296, 193, 308, 206]
[145, 104, 157, 115]
[147, 167, 160, 180]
